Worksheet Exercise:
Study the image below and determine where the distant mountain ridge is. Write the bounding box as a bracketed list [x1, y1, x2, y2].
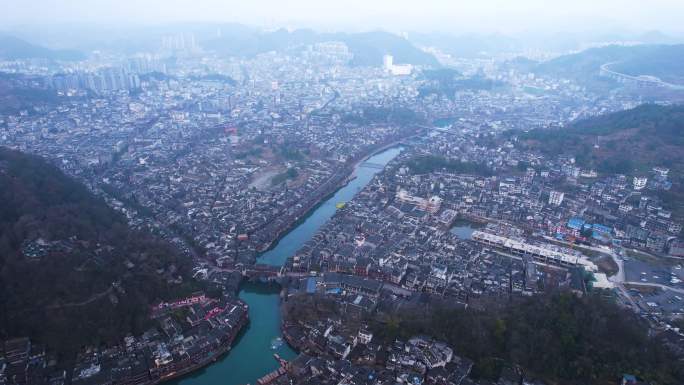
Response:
[408, 30, 684, 58]
[203, 28, 438, 66]
[0, 34, 86, 61]
[534, 44, 684, 85]
[9, 24, 437, 67]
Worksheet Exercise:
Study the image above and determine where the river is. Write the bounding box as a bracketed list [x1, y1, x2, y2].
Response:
[171, 146, 403, 385]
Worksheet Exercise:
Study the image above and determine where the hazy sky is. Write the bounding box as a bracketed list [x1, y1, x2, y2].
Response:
[3, 0, 684, 34]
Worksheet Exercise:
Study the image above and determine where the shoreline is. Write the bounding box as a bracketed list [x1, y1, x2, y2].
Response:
[254, 168, 349, 254]
[254, 135, 413, 256]
[158, 130, 419, 385]
[153, 309, 249, 385]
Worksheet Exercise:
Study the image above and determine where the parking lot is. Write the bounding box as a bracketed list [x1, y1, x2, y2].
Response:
[624, 257, 683, 288]
[627, 286, 684, 316]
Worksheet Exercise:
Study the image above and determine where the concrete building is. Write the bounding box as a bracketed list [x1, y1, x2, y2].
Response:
[472, 231, 580, 268]
[549, 190, 564, 206]
[383, 55, 413, 76]
[633, 176, 648, 190]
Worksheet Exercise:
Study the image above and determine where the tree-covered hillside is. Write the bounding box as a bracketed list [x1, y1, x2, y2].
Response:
[518, 104, 684, 216]
[0, 73, 61, 114]
[519, 104, 684, 175]
[0, 147, 197, 356]
[372, 292, 684, 385]
[534, 44, 684, 86]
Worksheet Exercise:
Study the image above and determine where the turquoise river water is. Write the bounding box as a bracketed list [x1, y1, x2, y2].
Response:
[171, 146, 403, 385]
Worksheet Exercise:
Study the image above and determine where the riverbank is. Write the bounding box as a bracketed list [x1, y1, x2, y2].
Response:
[254, 132, 418, 255]
[258, 146, 405, 266]
[155, 309, 249, 384]
[171, 145, 406, 385]
[169, 284, 297, 385]
[255, 168, 348, 253]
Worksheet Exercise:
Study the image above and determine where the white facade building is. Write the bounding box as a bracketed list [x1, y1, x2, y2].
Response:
[633, 176, 648, 190]
[549, 190, 565, 206]
[383, 54, 413, 76]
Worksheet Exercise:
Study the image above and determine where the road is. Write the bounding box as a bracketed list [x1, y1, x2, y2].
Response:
[607, 249, 625, 283]
[622, 281, 684, 295]
[46, 286, 114, 309]
[615, 283, 640, 310]
[600, 61, 684, 90]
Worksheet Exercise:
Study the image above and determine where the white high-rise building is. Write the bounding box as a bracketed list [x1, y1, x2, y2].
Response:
[633, 176, 648, 190]
[383, 54, 412, 76]
[549, 191, 565, 206]
[383, 54, 394, 70]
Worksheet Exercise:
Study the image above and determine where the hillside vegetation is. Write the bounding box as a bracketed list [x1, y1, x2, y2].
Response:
[520, 104, 684, 175]
[518, 104, 684, 215]
[0, 147, 197, 355]
[535, 44, 684, 86]
[404, 155, 493, 176]
[419, 69, 505, 98]
[373, 292, 684, 385]
[0, 73, 61, 114]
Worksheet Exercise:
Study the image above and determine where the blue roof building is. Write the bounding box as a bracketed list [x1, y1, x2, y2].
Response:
[567, 218, 585, 230]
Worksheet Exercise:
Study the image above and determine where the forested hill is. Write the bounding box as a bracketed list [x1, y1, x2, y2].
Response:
[0, 72, 61, 114]
[0, 147, 196, 355]
[519, 104, 684, 176]
[518, 104, 684, 216]
[370, 292, 684, 384]
[534, 44, 684, 86]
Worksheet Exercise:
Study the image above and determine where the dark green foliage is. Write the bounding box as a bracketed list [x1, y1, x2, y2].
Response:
[372, 292, 684, 384]
[138, 71, 173, 82]
[234, 146, 263, 159]
[0, 73, 61, 114]
[568, 104, 684, 145]
[188, 73, 237, 86]
[419, 74, 504, 98]
[0, 148, 196, 356]
[422, 68, 463, 82]
[516, 161, 530, 172]
[519, 105, 684, 208]
[271, 167, 299, 186]
[342, 106, 422, 126]
[656, 188, 684, 220]
[405, 155, 492, 176]
[501, 56, 539, 73]
[277, 144, 305, 161]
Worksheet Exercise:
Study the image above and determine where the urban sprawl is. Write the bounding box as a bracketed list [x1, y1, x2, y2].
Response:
[1, 35, 683, 385]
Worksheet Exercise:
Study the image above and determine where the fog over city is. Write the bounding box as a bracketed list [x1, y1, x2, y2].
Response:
[3, 0, 684, 34]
